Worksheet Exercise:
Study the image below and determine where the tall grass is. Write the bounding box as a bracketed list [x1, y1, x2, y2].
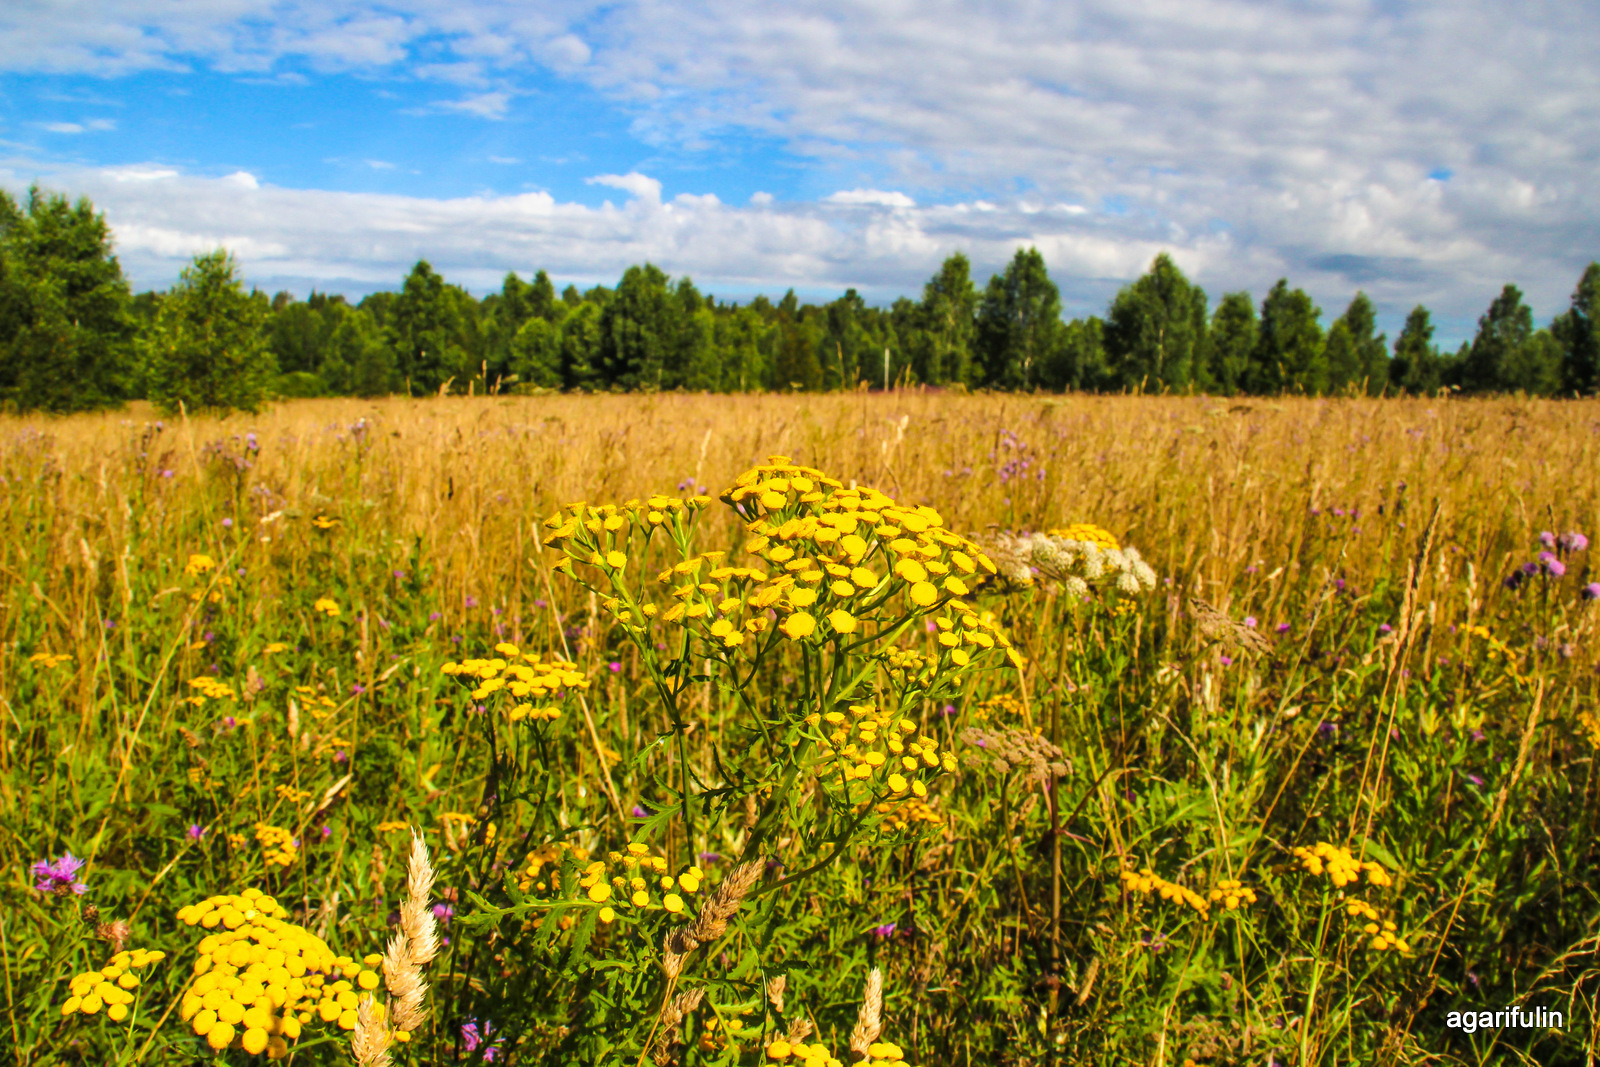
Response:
[3, 392, 1599, 1065]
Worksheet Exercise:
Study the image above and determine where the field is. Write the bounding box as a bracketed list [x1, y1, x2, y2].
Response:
[4, 391, 1600, 1066]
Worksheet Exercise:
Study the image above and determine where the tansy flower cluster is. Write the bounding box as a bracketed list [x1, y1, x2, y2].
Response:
[60, 948, 165, 1022]
[1345, 899, 1410, 952]
[312, 597, 341, 618]
[175, 889, 382, 1057]
[1292, 842, 1394, 888]
[292, 685, 339, 713]
[764, 1038, 846, 1065]
[274, 785, 312, 805]
[541, 458, 1025, 686]
[522, 841, 706, 926]
[859, 1040, 918, 1067]
[442, 643, 590, 723]
[1120, 869, 1214, 916]
[310, 514, 339, 530]
[875, 796, 944, 833]
[28, 651, 72, 670]
[253, 824, 298, 867]
[187, 676, 237, 707]
[812, 704, 957, 799]
[543, 492, 713, 580]
[1207, 879, 1258, 911]
[186, 553, 216, 577]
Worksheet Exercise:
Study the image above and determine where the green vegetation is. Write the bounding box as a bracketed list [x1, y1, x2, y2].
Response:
[4, 393, 1599, 1064]
[3, 186, 1599, 415]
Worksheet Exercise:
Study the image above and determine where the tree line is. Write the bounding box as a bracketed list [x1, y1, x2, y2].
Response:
[3, 185, 1597, 414]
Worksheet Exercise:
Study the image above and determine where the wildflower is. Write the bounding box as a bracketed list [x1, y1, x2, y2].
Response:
[871, 922, 896, 939]
[1559, 531, 1589, 553]
[32, 852, 88, 895]
[1583, 583, 1600, 601]
[1539, 552, 1566, 577]
[58, 947, 165, 1024]
[1539, 531, 1557, 548]
[314, 597, 341, 617]
[462, 1020, 501, 1060]
[185, 554, 216, 576]
[187, 824, 206, 842]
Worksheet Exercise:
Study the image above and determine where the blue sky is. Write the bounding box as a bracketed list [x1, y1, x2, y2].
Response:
[3, 0, 1598, 348]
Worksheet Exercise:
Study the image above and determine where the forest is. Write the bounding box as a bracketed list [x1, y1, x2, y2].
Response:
[2, 184, 1598, 414]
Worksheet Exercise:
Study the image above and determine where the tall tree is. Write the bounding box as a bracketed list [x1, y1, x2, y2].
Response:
[1046, 317, 1107, 391]
[975, 247, 1062, 390]
[599, 264, 677, 390]
[1102, 252, 1208, 391]
[1552, 262, 1600, 395]
[1462, 284, 1533, 393]
[0, 186, 136, 412]
[142, 250, 274, 414]
[915, 253, 979, 386]
[1324, 292, 1388, 395]
[389, 261, 471, 394]
[772, 291, 823, 390]
[1249, 280, 1325, 394]
[321, 306, 395, 397]
[559, 302, 603, 391]
[1205, 292, 1256, 395]
[1390, 306, 1441, 395]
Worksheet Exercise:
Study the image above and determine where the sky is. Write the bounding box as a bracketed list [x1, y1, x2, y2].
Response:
[2, 1, 1597, 348]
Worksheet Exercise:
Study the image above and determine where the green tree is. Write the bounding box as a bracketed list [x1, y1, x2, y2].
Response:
[1503, 328, 1563, 396]
[976, 248, 1061, 389]
[1249, 280, 1325, 394]
[1552, 262, 1600, 395]
[1043, 316, 1107, 391]
[1324, 292, 1388, 395]
[559, 302, 604, 391]
[772, 291, 823, 390]
[717, 305, 771, 392]
[511, 317, 563, 389]
[1205, 292, 1256, 395]
[1102, 252, 1208, 391]
[599, 264, 678, 390]
[321, 306, 396, 397]
[1390, 306, 1441, 395]
[142, 250, 274, 415]
[389, 261, 475, 394]
[0, 186, 137, 412]
[915, 253, 979, 386]
[1462, 284, 1533, 393]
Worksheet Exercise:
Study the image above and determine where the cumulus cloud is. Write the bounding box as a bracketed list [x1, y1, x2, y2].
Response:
[0, 0, 1595, 336]
[586, 171, 662, 203]
[824, 189, 916, 209]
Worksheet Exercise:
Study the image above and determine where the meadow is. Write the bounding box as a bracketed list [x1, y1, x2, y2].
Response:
[3, 390, 1599, 1066]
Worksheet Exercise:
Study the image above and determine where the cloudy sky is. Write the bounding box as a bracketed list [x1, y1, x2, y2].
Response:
[2, 0, 1597, 345]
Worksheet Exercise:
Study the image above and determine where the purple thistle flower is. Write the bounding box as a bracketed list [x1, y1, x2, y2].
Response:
[1539, 531, 1557, 549]
[1559, 532, 1588, 554]
[431, 903, 454, 926]
[1467, 773, 1485, 787]
[1539, 552, 1566, 577]
[632, 805, 651, 818]
[429, 611, 442, 621]
[461, 1019, 499, 1059]
[1378, 623, 1393, 634]
[1276, 622, 1291, 634]
[608, 662, 621, 673]
[697, 851, 723, 864]
[31, 852, 88, 896]
[187, 824, 206, 841]
[464, 595, 479, 609]
[871, 922, 897, 939]
[1583, 583, 1600, 601]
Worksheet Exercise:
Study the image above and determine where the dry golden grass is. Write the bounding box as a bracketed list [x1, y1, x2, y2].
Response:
[4, 392, 1595, 626]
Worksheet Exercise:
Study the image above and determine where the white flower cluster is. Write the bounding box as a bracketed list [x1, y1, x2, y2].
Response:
[978, 529, 1158, 599]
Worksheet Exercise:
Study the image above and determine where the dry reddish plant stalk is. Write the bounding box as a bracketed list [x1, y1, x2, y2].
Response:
[663, 858, 764, 978]
[650, 988, 705, 1066]
[848, 967, 884, 1060]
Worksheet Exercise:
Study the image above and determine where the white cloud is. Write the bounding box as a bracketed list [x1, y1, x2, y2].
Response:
[40, 122, 85, 133]
[365, 159, 397, 169]
[586, 171, 662, 202]
[487, 155, 520, 164]
[223, 170, 259, 188]
[0, 0, 1595, 336]
[824, 189, 915, 209]
[748, 191, 772, 205]
[433, 89, 513, 119]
